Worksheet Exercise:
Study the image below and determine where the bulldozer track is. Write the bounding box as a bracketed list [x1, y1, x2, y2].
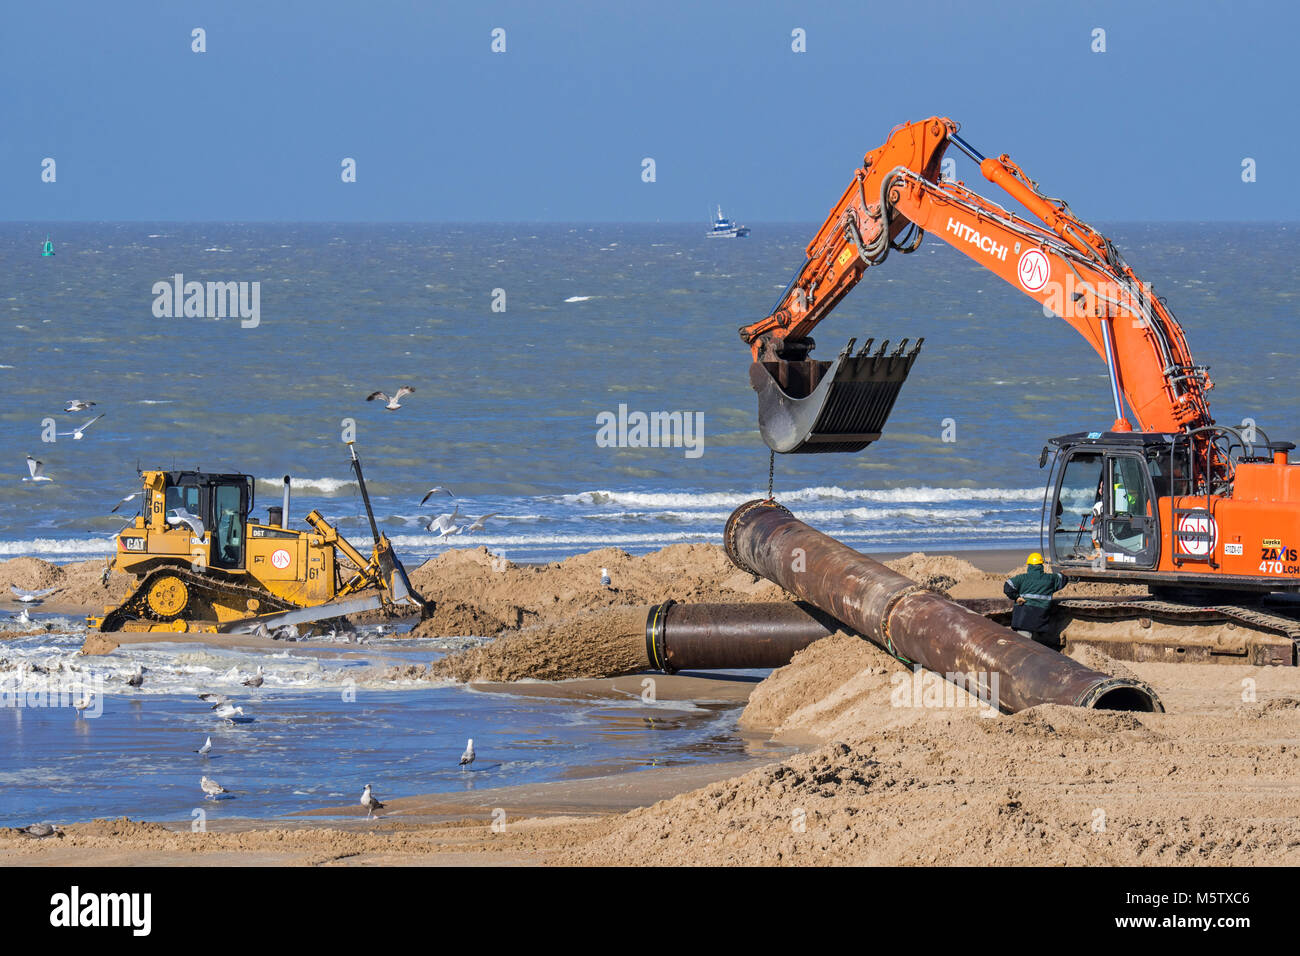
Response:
[100, 565, 299, 632]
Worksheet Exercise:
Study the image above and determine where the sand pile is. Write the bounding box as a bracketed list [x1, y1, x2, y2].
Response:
[558, 676, 1300, 866]
[428, 606, 650, 682]
[0, 557, 129, 610]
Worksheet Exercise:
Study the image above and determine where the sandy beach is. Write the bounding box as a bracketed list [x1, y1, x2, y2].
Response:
[4, 545, 1298, 866]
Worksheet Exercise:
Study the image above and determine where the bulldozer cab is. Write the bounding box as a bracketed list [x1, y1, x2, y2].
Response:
[160, 471, 254, 570]
[1043, 433, 1173, 571]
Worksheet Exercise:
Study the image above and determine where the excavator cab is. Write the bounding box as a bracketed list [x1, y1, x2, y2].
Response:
[750, 337, 923, 454]
[1044, 434, 1164, 571]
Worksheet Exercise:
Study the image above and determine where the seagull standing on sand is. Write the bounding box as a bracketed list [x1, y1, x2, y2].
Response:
[601, 568, 611, 588]
[200, 776, 228, 799]
[242, 665, 264, 688]
[196, 736, 213, 756]
[361, 783, 384, 820]
[419, 486, 454, 506]
[22, 456, 52, 482]
[10, 585, 56, 604]
[126, 664, 144, 688]
[459, 738, 475, 771]
[57, 414, 104, 440]
[64, 400, 96, 413]
[366, 386, 415, 411]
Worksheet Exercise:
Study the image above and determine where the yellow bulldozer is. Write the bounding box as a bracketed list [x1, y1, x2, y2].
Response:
[89, 445, 424, 634]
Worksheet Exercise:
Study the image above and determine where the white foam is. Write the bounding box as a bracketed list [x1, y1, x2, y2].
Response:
[256, 476, 357, 495]
[0, 538, 114, 556]
[565, 485, 1043, 509]
[564, 295, 594, 302]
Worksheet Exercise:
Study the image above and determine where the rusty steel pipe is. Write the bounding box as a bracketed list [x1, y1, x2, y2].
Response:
[724, 499, 1163, 713]
[645, 600, 838, 673]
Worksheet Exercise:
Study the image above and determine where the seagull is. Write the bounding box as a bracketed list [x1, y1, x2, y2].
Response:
[21, 823, 60, 839]
[196, 736, 212, 756]
[366, 386, 415, 411]
[110, 492, 142, 514]
[57, 413, 104, 440]
[242, 665, 264, 688]
[200, 776, 228, 799]
[600, 568, 611, 588]
[14, 607, 31, 625]
[459, 738, 475, 771]
[272, 624, 298, 641]
[199, 692, 230, 705]
[166, 508, 205, 537]
[10, 585, 56, 604]
[213, 703, 244, 722]
[464, 512, 500, 534]
[22, 456, 52, 482]
[361, 783, 384, 820]
[126, 664, 144, 688]
[425, 506, 461, 536]
[73, 693, 94, 717]
[64, 400, 96, 413]
[419, 486, 454, 506]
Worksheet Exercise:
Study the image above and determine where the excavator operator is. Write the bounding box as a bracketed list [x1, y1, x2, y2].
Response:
[1003, 553, 1069, 644]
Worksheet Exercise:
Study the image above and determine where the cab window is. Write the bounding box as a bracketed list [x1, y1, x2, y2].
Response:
[165, 484, 200, 514]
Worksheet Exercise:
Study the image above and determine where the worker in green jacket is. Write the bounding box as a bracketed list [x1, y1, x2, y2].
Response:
[1003, 552, 1068, 643]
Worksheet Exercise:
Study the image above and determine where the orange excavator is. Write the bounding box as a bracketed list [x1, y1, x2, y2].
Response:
[747, 116, 1300, 664]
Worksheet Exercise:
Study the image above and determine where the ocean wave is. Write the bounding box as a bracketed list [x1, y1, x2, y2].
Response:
[564, 295, 594, 302]
[564, 486, 1043, 509]
[0, 538, 114, 556]
[255, 476, 357, 495]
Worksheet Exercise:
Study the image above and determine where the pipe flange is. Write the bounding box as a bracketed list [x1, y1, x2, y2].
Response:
[725, 498, 794, 576]
[645, 600, 677, 674]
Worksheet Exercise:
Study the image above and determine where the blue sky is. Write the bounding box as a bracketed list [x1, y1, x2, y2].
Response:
[3, 0, 1295, 221]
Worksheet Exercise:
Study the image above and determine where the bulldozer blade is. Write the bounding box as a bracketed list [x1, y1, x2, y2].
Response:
[220, 594, 385, 633]
[750, 337, 922, 454]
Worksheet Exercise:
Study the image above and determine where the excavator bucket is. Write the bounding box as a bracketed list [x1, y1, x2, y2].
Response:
[750, 338, 922, 454]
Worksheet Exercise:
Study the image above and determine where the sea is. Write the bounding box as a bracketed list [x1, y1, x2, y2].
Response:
[1, 221, 1295, 825]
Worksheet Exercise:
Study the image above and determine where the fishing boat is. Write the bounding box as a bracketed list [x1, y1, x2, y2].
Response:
[706, 206, 749, 238]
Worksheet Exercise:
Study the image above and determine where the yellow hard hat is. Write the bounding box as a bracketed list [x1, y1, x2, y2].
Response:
[1027, 552, 1044, 565]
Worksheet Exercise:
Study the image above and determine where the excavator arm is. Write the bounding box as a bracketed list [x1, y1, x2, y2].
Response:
[745, 117, 1216, 453]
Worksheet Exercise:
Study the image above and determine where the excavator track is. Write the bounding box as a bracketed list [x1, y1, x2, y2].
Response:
[99, 566, 299, 632]
[965, 595, 1300, 666]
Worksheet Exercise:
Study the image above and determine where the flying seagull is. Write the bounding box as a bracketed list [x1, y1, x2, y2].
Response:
[199, 692, 230, 705]
[22, 456, 52, 482]
[361, 783, 384, 820]
[459, 738, 475, 771]
[419, 486, 454, 506]
[464, 512, 500, 534]
[21, 823, 60, 839]
[200, 776, 228, 799]
[10, 585, 56, 604]
[126, 664, 144, 688]
[166, 508, 205, 537]
[366, 386, 415, 411]
[601, 568, 611, 588]
[110, 492, 142, 514]
[196, 736, 212, 756]
[425, 506, 461, 536]
[64, 400, 96, 413]
[57, 414, 104, 440]
[242, 665, 264, 688]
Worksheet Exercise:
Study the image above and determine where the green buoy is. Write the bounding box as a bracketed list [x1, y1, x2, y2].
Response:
[41, 237, 55, 257]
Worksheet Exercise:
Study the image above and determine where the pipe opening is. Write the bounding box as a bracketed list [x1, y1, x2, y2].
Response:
[1083, 679, 1164, 713]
